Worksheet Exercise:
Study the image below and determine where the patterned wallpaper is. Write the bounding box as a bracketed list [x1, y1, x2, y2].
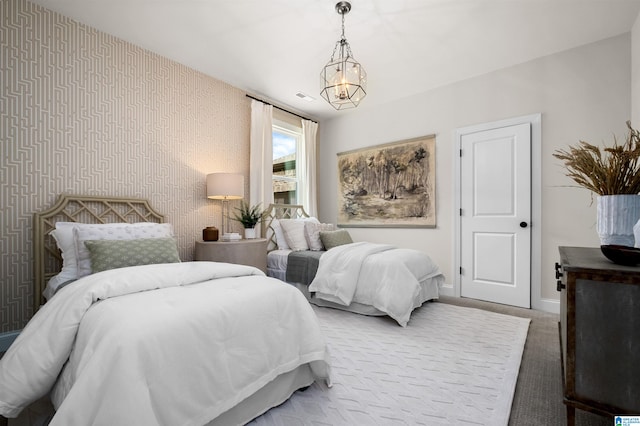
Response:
[0, 0, 251, 331]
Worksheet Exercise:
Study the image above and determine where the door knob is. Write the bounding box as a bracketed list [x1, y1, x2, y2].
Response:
[520, 221, 528, 228]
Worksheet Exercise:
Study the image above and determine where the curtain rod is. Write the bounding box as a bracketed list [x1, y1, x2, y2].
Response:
[245, 94, 317, 124]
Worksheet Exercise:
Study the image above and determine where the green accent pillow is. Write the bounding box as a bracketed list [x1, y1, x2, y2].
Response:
[319, 229, 353, 250]
[84, 237, 181, 273]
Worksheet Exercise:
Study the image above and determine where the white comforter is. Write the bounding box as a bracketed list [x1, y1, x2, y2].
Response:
[0, 262, 331, 425]
[309, 242, 444, 326]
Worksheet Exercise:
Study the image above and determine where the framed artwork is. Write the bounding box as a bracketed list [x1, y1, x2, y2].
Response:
[337, 135, 436, 228]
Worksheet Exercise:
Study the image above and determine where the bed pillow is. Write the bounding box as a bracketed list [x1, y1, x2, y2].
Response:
[48, 222, 82, 290]
[304, 222, 335, 251]
[279, 219, 309, 251]
[319, 229, 353, 250]
[279, 217, 321, 251]
[270, 219, 290, 250]
[74, 223, 174, 278]
[85, 237, 181, 273]
[45, 222, 161, 298]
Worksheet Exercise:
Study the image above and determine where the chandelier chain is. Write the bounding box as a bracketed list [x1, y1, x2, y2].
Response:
[330, 12, 354, 62]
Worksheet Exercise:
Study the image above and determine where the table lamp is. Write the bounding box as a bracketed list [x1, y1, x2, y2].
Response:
[206, 173, 244, 239]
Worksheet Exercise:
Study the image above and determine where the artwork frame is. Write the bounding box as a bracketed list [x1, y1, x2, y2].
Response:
[337, 134, 436, 228]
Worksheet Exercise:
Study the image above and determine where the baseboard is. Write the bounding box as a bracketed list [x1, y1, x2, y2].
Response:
[438, 284, 455, 297]
[0, 330, 20, 352]
[438, 286, 560, 315]
[533, 298, 560, 315]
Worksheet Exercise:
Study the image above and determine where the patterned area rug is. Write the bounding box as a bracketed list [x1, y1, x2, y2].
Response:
[252, 302, 530, 426]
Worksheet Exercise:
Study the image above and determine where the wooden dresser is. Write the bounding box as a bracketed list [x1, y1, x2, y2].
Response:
[556, 246, 640, 425]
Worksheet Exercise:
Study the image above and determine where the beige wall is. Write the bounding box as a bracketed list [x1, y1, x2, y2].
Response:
[633, 13, 640, 126]
[318, 34, 632, 312]
[0, 0, 251, 331]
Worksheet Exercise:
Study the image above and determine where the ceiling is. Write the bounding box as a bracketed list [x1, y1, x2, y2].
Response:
[29, 0, 640, 120]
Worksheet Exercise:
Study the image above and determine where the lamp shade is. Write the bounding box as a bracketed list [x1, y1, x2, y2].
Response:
[206, 173, 244, 200]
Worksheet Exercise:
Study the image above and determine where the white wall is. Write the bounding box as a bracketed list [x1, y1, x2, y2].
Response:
[318, 34, 632, 311]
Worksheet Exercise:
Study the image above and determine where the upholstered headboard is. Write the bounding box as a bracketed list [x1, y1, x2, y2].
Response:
[33, 194, 165, 308]
[262, 203, 310, 250]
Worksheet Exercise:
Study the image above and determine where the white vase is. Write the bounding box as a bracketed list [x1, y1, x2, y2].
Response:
[597, 195, 640, 246]
[244, 227, 257, 239]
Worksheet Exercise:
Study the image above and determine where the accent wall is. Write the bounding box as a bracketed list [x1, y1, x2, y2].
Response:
[1, 0, 251, 331]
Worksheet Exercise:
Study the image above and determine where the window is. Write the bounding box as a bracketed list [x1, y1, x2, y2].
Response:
[272, 121, 302, 204]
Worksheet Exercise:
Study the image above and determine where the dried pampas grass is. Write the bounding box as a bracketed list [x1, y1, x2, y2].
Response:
[553, 121, 640, 195]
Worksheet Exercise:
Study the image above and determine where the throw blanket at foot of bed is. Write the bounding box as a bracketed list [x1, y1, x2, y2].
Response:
[309, 242, 444, 326]
[0, 262, 331, 425]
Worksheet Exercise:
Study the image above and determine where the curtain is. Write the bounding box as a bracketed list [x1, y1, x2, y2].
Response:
[249, 100, 273, 222]
[299, 119, 318, 217]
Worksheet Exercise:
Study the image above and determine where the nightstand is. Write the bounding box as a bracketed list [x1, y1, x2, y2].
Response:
[195, 239, 267, 273]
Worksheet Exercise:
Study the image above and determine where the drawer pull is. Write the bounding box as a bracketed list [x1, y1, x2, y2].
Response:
[556, 280, 566, 292]
[555, 262, 563, 279]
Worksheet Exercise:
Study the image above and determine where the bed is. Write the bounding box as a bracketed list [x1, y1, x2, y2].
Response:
[263, 203, 445, 327]
[0, 195, 331, 426]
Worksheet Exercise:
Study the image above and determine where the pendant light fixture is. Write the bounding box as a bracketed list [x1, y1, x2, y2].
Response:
[320, 1, 367, 110]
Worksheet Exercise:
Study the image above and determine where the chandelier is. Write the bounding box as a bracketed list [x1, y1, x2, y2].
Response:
[320, 1, 367, 110]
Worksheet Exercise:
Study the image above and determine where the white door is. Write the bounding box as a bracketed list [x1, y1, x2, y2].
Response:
[460, 123, 531, 308]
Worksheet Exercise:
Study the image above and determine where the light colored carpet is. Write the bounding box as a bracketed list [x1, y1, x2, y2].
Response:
[251, 301, 531, 426]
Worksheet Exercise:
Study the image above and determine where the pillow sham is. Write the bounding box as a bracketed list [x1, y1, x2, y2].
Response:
[49, 222, 82, 290]
[74, 223, 175, 278]
[279, 219, 309, 251]
[51, 222, 162, 269]
[46, 222, 162, 298]
[84, 237, 181, 273]
[270, 219, 290, 250]
[319, 229, 353, 250]
[42, 222, 173, 300]
[304, 222, 335, 251]
[279, 217, 320, 251]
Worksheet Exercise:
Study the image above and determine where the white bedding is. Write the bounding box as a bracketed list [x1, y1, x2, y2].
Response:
[267, 249, 291, 272]
[309, 242, 444, 327]
[267, 249, 290, 281]
[0, 262, 331, 425]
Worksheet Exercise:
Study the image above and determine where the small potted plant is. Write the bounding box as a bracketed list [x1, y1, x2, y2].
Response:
[553, 121, 640, 247]
[231, 201, 265, 239]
